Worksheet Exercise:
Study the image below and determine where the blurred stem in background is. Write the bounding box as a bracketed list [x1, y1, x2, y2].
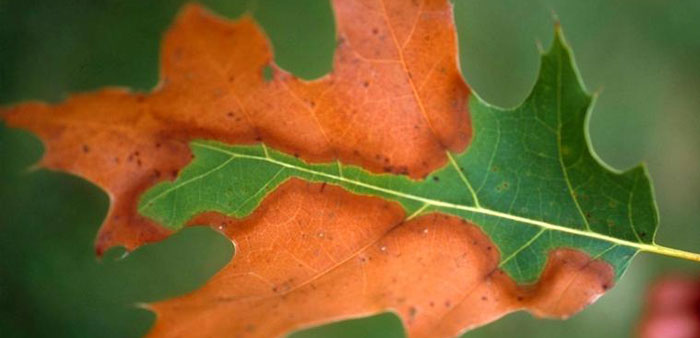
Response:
[0, 0, 699, 337]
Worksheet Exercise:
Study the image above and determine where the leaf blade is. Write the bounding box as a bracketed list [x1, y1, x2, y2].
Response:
[138, 29, 700, 284]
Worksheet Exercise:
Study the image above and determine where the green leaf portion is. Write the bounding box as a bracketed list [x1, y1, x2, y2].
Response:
[138, 30, 652, 283]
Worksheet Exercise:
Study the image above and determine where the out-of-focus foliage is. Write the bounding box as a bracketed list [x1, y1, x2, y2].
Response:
[638, 276, 700, 338]
[1, 0, 699, 337]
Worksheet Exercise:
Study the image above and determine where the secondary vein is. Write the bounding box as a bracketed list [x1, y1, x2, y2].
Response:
[187, 141, 700, 263]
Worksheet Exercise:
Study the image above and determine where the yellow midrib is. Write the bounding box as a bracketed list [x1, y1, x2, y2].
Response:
[189, 140, 700, 263]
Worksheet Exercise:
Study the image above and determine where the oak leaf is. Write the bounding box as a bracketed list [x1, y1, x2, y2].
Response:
[2, 0, 699, 337]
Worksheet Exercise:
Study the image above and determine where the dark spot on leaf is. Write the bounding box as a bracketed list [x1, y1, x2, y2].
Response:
[82, 145, 90, 153]
[433, 176, 440, 182]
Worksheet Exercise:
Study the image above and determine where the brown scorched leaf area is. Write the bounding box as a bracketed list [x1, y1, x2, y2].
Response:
[1, 0, 614, 337]
[151, 180, 613, 337]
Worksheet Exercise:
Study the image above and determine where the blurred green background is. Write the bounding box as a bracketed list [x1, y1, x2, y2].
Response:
[1, 0, 699, 337]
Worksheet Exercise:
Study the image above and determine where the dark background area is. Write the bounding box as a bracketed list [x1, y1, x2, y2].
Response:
[1, 0, 699, 337]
